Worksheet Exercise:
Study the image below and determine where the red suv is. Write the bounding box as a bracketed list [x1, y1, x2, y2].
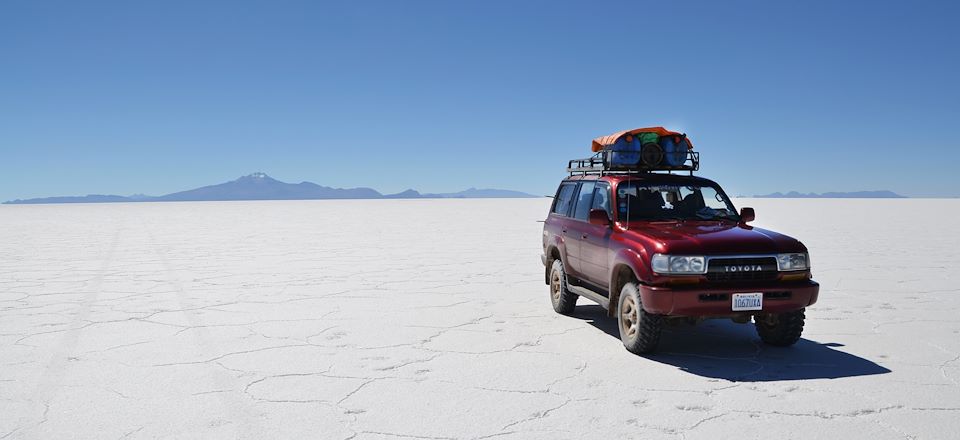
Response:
[541, 173, 819, 354]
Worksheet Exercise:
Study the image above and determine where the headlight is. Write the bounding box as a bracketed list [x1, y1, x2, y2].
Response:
[777, 253, 809, 271]
[652, 254, 706, 274]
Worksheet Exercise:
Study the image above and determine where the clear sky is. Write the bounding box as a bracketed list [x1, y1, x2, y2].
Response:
[2, 0, 958, 201]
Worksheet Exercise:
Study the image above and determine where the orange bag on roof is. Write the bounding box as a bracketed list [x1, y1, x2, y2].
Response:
[591, 126, 693, 152]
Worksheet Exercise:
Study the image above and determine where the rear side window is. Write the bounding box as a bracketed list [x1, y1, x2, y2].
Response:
[552, 183, 577, 216]
[572, 181, 596, 220]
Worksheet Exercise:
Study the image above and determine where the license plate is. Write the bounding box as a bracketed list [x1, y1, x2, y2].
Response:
[732, 293, 763, 311]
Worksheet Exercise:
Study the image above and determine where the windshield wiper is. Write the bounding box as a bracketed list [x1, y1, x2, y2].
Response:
[694, 212, 738, 222]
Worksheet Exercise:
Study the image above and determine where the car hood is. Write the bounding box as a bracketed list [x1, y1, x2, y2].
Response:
[623, 221, 805, 255]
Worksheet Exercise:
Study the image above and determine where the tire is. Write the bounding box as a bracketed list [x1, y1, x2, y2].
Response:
[548, 259, 578, 315]
[755, 309, 805, 347]
[617, 282, 663, 354]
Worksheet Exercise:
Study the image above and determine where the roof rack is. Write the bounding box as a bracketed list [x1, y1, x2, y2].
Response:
[567, 149, 700, 176]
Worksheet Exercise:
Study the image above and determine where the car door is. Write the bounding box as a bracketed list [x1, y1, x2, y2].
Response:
[565, 181, 596, 278]
[546, 182, 578, 270]
[579, 183, 612, 288]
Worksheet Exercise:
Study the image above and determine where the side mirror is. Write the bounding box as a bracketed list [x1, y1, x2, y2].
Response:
[740, 207, 755, 223]
[588, 209, 611, 226]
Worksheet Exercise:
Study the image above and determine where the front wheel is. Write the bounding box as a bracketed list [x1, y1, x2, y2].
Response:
[548, 259, 578, 315]
[617, 282, 663, 354]
[755, 309, 805, 346]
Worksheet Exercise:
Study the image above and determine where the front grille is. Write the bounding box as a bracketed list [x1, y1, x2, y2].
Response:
[706, 257, 778, 282]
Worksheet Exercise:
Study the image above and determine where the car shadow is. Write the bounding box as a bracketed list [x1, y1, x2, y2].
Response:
[570, 304, 891, 382]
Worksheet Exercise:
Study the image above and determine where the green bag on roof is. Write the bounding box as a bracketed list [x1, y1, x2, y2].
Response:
[637, 132, 659, 145]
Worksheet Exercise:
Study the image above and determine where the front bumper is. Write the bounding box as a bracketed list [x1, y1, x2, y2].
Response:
[638, 280, 819, 316]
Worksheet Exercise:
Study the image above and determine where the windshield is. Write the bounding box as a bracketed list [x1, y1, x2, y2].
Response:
[616, 181, 739, 222]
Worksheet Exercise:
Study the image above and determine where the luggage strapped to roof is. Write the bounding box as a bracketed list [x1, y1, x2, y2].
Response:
[569, 126, 700, 176]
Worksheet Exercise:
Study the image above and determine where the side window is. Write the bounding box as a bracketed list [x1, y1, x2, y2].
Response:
[572, 181, 596, 220]
[591, 184, 611, 216]
[552, 183, 577, 216]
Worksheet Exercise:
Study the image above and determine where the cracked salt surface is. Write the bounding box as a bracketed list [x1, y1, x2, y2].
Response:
[1, 198, 958, 439]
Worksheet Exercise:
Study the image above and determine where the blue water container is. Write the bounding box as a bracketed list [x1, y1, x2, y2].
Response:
[659, 135, 690, 167]
[608, 136, 641, 168]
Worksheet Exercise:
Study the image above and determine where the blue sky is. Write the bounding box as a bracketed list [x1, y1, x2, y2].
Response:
[2, 0, 958, 201]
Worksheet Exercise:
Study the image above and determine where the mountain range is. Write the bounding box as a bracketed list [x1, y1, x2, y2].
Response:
[752, 190, 906, 198]
[3, 173, 537, 204]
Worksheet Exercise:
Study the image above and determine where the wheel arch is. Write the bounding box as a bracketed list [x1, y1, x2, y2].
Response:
[607, 248, 650, 317]
[608, 264, 638, 317]
[544, 245, 562, 284]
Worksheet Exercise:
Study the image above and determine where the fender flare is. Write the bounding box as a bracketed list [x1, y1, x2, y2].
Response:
[543, 234, 569, 284]
[606, 247, 652, 316]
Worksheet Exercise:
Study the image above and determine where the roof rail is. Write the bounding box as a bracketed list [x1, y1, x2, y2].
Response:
[566, 150, 700, 176]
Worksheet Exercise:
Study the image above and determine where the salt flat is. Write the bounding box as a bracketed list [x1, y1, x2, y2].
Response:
[1, 198, 958, 439]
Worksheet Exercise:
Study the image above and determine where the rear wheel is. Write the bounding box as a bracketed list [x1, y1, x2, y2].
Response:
[755, 309, 805, 346]
[549, 259, 577, 315]
[617, 282, 663, 354]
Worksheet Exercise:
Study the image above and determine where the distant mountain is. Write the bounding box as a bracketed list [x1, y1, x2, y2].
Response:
[156, 173, 381, 201]
[390, 188, 536, 199]
[429, 188, 536, 198]
[3, 173, 538, 204]
[384, 189, 422, 199]
[4, 194, 138, 204]
[753, 190, 906, 199]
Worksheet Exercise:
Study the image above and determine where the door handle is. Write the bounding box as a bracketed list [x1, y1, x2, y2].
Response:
[562, 228, 568, 234]
[581, 234, 588, 239]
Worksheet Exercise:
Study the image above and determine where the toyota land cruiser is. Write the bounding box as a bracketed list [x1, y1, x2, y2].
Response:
[541, 173, 819, 354]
